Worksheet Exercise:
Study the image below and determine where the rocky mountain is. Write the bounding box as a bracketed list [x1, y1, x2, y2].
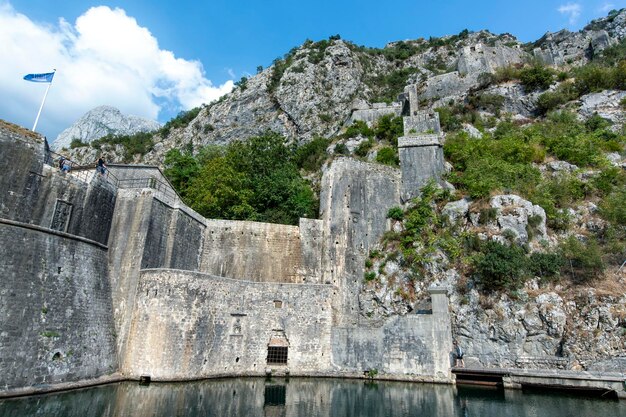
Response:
[120, 9, 624, 164]
[52, 105, 160, 151]
[63, 9, 626, 165]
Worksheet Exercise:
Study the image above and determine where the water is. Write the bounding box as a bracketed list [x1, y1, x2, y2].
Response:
[0, 378, 624, 417]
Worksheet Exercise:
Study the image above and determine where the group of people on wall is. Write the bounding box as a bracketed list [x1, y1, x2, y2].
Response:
[57, 156, 107, 177]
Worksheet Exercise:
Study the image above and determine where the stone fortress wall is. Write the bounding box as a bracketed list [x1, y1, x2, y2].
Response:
[0, 95, 452, 394]
[0, 126, 118, 391]
[124, 269, 335, 379]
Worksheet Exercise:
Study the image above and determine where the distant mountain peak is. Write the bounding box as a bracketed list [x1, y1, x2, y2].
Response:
[52, 106, 160, 150]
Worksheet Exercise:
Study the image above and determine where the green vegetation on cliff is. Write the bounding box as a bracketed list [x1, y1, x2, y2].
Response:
[90, 131, 155, 162]
[164, 131, 318, 225]
[445, 112, 625, 238]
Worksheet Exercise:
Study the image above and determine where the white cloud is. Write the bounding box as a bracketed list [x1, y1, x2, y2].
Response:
[0, 3, 233, 140]
[558, 3, 583, 25]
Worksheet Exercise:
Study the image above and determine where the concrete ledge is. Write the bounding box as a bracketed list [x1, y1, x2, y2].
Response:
[128, 370, 454, 385]
[0, 373, 125, 399]
[398, 135, 442, 148]
[453, 367, 626, 399]
[4, 368, 624, 399]
[0, 371, 451, 399]
[0, 218, 108, 249]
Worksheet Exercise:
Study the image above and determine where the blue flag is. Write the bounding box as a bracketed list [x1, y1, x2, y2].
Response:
[23, 72, 55, 83]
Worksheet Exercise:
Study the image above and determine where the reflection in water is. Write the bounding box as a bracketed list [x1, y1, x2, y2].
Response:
[0, 378, 624, 417]
[264, 384, 286, 417]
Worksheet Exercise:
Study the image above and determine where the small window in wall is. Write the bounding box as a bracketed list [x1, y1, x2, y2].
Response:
[50, 200, 73, 232]
[267, 346, 288, 365]
[274, 300, 282, 309]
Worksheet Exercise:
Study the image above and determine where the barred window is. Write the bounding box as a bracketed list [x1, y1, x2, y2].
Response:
[266, 346, 288, 365]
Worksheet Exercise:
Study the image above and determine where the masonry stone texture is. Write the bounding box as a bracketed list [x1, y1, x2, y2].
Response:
[0, 114, 453, 394]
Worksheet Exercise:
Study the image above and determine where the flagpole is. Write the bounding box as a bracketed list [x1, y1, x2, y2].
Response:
[32, 69, 56, 132]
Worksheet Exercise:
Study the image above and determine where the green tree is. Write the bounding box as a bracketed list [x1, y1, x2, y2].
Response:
[293, 136, 331, 172]
[474, 241, 527, 292]
[164, 132, 318, 225]
[163, 149, 199, 196]
[376, 147, 399, 166]
[374, 115, 404, 145]
[519, 65, 555, 92]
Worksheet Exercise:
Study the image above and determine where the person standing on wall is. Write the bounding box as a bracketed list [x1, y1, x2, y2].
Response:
[59, 156, 71, 173]
[96, 157, 107, 176]
[453, 340, 465, 368]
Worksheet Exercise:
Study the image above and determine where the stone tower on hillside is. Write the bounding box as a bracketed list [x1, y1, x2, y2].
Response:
[397, 84, 445, 202]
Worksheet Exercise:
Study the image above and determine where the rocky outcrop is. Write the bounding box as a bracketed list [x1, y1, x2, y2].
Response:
[488, 194, 547, 245]
[532, 9, 626, 67]
[483, 83, 539, 118]
[143, 40, 368, 164]
[452, 287, 626, 371]
[420, 41, 527, 103]
[53, 106, 160, 150]
[578, 90, 626, 126]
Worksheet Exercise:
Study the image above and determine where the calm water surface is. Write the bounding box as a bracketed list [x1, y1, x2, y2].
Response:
[0, 378, 624, 417]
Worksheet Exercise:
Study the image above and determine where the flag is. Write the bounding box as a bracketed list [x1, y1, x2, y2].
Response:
[23, 72, 55, 83]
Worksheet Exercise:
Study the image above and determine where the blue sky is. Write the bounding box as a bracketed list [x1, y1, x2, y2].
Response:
[1, 0, 624, 140]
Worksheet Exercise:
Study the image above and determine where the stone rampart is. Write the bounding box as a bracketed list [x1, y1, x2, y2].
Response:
[0, 121, 455, 395]
[123, 269, 335, 379]
[0, 124, 117, 246]
[349, 105, 402, 125]
[403, 111, 441, 135]
[199, 219, 317, 283]
[457, 43, 526, 76]
[331, 288, 452, 381]
[0, 221, 118, 390]
[398, 134, 445, 201]
[107, 189, 205, 365]
[319, 158, 401, 325]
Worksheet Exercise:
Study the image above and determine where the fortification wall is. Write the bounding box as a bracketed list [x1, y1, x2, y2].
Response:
[398, 135, 445, 201]
[0, 125, 116, 245]
[332, 289, 452, 381]
[403, 111, 441, 135]
[0, 222, 118, 390]
[108, 189, 206, 363]
[107, 189, 155, 362]
[457, 43, 526, 76]
[123, 269, 334, 379]
[0, 125, 46, 223]
[349, 105, 402, 125]
[298, 218, 324, 283]
[199, 220, 314, 283]
[319, 158, 402, 325]
[0, 122, 456, 394]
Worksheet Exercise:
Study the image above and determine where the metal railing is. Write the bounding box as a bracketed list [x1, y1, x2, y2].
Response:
[44, 148, 180, 203]
[117, 176, 180, 203]
[44, 149, 119, 187]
